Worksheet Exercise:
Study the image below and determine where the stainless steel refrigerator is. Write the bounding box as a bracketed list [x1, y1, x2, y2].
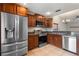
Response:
[1, 12, 28, 56]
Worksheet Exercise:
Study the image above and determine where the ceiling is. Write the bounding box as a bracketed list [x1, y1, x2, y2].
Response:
[23, 3, 79, 17]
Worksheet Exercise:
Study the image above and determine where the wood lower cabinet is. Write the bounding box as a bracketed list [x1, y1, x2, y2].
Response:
[54, 35, 62, 48]
[28, 34, 39, 50]
[47, 34, 62, 48]
[76, 35, 79, 55]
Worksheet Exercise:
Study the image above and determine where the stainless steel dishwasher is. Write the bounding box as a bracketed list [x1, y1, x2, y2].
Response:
[62, 36, 76, 53]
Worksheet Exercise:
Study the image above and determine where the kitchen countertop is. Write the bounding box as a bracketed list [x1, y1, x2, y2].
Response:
[28, 31, 78, 37]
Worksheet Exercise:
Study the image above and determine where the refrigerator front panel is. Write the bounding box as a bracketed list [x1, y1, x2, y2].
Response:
[16, 47, 27, 56]
[19, 17, 23, 41]
[22, 17, 28, 40]
[1, 12, 15, 44]
[2, 51, 16, 56]
[17, 16, 28, 42]
[16, 41, 27, 49]
[1, 43, 16, 53]
[15, 15, 19, 42]
[4, 13, 15, 30]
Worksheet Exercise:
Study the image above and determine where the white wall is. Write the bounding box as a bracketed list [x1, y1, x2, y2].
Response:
[53, 15, 79, 31]
[53, 16, 67, 31]
[66, 18, 79, 31]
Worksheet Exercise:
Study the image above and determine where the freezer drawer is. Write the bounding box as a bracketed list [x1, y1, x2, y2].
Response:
[1, 43, 16, 53]
[16, 47, 27, 56]
[1, 50, 16, 56]
[16, 41, 27, 49]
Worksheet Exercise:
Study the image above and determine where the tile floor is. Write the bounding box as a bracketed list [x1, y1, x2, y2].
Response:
[27, 44, 77, 56]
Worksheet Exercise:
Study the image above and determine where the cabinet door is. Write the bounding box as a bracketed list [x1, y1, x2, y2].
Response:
[47, 18, 52, 28]
[44, 18, 52, 28]
[44, 18, 47, 27]
[28, 15, 36, 27]
[28, 35, 38, 50]
[54, 35, 62, 48]
[76, 35, 79, 55]
[47, 35, 52, 44]
[2, 3, 16, 14]
[17, 5, 28, 16]
[0, 4, 3, 12]
[47, 34, 54, 44]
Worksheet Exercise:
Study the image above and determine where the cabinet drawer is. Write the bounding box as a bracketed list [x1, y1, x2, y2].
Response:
[16, 47, 27, 56]
[1, 50, 16, 56]
[1, 43, 16, 53]
[16, 41, 27, 49]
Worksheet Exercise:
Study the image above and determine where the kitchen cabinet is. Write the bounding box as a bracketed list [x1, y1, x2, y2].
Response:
[28, 15, 36, 27]
[28, 13, 53, 27]
[47, 18, 52, 28]
[44, 18, 52, 28]
[0, 3, 29, 16]
[35, 15, 45, 26]
[16, 5, 28, 16]
[43, 18, 47, 27]
[36, 15, 43, 21]
[2, 3, 16, 14]
[76, 35, 79, 55]
[47, 34, 62, 48]
[54, 34, 62, 48]
[0, 4, 3, 12]
[28, 34, 39, 50]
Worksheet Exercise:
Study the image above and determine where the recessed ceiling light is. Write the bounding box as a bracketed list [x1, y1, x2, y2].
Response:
[23, 3, 26, 5]
[46, 12, 51, 15]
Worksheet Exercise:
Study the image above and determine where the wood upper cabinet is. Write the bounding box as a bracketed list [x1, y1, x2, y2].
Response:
[28, 34, 39, 50]
[16, 5, 28, 16]
[47, 34, 62, 48]
[43, 18, 47, 27]
[0, 4, 3, 12]
[2, 3, 16, 14]
[28, 15, 36, 27]
[0, 3, 29, 16]
[46, 18, 52, 28]
[43, 18, 52, 28]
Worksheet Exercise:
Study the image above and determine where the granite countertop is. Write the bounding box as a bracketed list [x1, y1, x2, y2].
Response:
[28, 31, 78, 37]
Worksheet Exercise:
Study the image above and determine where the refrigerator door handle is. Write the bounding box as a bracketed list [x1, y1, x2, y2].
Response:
[5, 28, 7, 39]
